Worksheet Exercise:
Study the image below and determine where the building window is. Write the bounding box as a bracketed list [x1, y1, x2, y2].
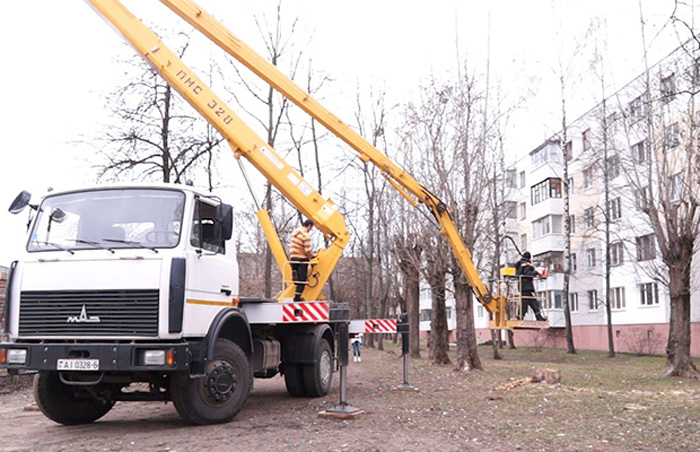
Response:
[519, 202, 527, 220]
[566, 177, 574, 195]
[519, 171, 526, 188]
[632, 140, 648, 163]
[533, 215, 563, 239]
[531, 178, 562, 205]
[536, 251, 564, 273]
[665, 123, 680, 149]
[582, 128, 592, 151]
[420, 309, 432, 322]
[610, 287, 626, 309]
[606, 156, 620, 179]
[570, 293, 579, 312]
[569, 215, 576, 233]
[583, 167, 594, 188]
[565, 140, 573, 161]
[636, 234, 656, 261]
[420, 287, 432, 302]
[504, 201, 517, 219]
[570, 253, 577, 272]
[628, 94, 647, 122]
[660, 73, 676, 102]
[588, 290, 599, 311]
[584, 207, 595, 229]
[636, 185, 651, 211]
[586, 248, 596, 268]
[477, 305, 484, 319]
[610, 241, 624, 266]
[553, 291, 563, 309]
[669, 173, 683, 201]
[639, 282, 659, 305]
[520, 233, 527, 251]
[607, 197, 621, 221]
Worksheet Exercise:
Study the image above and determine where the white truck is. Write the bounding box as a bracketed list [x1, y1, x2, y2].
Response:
[0, 0, 517, 427]
[1, 184, 349, 425]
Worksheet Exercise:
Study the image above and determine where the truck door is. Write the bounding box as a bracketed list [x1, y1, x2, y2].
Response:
[186, 198, 237, 305]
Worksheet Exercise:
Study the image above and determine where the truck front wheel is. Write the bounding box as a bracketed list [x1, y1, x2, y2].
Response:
[303, 339, 333, 397]
[171, 339, 252, 425]
[34, 372, 115, 425]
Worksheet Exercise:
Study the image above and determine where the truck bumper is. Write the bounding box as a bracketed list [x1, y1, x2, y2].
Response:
[0, 342, 194, 373]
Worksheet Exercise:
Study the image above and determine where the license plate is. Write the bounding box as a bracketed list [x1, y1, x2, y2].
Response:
[57, 359, 100, 371]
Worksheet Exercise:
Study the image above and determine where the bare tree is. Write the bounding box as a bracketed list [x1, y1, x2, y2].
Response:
[619, 4, 700, 378]
[94, 35, 224, 185]
[396, 234, 422, 359]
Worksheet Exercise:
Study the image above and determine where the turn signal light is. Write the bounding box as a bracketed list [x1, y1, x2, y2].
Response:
[166, 349, 174, 366]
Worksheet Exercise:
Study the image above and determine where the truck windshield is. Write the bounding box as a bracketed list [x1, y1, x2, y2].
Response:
[27, 189, 185, 253]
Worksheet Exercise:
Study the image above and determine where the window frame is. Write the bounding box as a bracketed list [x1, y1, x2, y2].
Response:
[587, 289, 599, 311]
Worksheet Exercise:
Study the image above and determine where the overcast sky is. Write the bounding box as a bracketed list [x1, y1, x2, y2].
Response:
[0, 0, 693, 266]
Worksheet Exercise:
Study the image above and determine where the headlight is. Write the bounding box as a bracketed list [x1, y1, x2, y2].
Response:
[6, 349, 27, 365]
[141, 350, 166, 366]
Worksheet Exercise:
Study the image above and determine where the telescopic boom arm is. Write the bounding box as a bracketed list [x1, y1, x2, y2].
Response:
[156, 0, 500, 313]
[85, 0, 503, 318]
[86, 0, 348, 303]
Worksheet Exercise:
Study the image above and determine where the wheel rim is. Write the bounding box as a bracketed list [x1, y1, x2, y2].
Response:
[203, 360, 237, 405]
[319, 350, 332, 387]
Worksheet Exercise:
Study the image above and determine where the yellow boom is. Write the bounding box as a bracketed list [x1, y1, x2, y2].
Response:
[86, 0, 508, 326]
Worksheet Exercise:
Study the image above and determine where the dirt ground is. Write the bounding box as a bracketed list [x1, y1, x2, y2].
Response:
[1, 344, 699, 452]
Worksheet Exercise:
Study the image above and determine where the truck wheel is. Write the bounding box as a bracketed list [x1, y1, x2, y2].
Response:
[34, 372, 115, 425]
[171, 339, 252, 425]
[303, 339, 333, 397]
[283, 363, 307, 397]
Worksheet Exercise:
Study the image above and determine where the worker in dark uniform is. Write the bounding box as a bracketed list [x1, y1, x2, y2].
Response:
[515, 251, 547, 321]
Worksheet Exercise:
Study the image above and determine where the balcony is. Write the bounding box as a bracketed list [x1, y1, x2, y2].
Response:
[535, 272, 564, 292]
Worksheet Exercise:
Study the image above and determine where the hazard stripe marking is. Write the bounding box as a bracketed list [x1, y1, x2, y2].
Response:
[282, 302, 329, 322]
[364, 319, 397, 333]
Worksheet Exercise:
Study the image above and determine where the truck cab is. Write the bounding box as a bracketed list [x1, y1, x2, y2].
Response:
[1, 184, 343, 425]
[5, 184, 237, 344]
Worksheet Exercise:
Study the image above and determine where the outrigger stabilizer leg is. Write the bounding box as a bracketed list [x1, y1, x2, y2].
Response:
[393, 314, 418, 392]
[319, 322, 364, 418]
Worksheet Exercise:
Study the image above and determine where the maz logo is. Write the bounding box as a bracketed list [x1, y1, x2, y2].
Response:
[66, 305, 101, 323]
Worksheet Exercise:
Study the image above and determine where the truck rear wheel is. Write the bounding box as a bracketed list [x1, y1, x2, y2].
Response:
[303, 339, 333, 397]
[283, 363, 307, 397]
[171, 339, 252, 425]
[34, 371, 115, 425]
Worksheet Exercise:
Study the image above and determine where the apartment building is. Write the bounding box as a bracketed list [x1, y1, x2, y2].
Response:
[488, 40, 700, 355]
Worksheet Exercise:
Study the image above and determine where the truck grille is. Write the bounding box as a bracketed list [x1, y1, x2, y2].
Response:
[19, 290, 159, 337]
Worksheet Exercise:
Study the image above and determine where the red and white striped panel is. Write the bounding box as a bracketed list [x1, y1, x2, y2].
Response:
[519, 320, 548, 329]
[282, 302, 330, 322]
[363, 319, 397, 333]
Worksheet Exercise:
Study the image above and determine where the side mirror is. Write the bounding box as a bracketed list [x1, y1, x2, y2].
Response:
[216, 203, 233, 241]
[8, 191, 31, 214]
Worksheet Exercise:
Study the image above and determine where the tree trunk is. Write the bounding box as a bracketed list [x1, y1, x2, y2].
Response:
[490, 329, 501, 360]
[665, 265, 699, 378]
[427, 269, 451, 365]
[398, 242, 422, 359]
[406, 271, 421, 359]
[454, 280, 482, 371]
[507, 330, 516, 349]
